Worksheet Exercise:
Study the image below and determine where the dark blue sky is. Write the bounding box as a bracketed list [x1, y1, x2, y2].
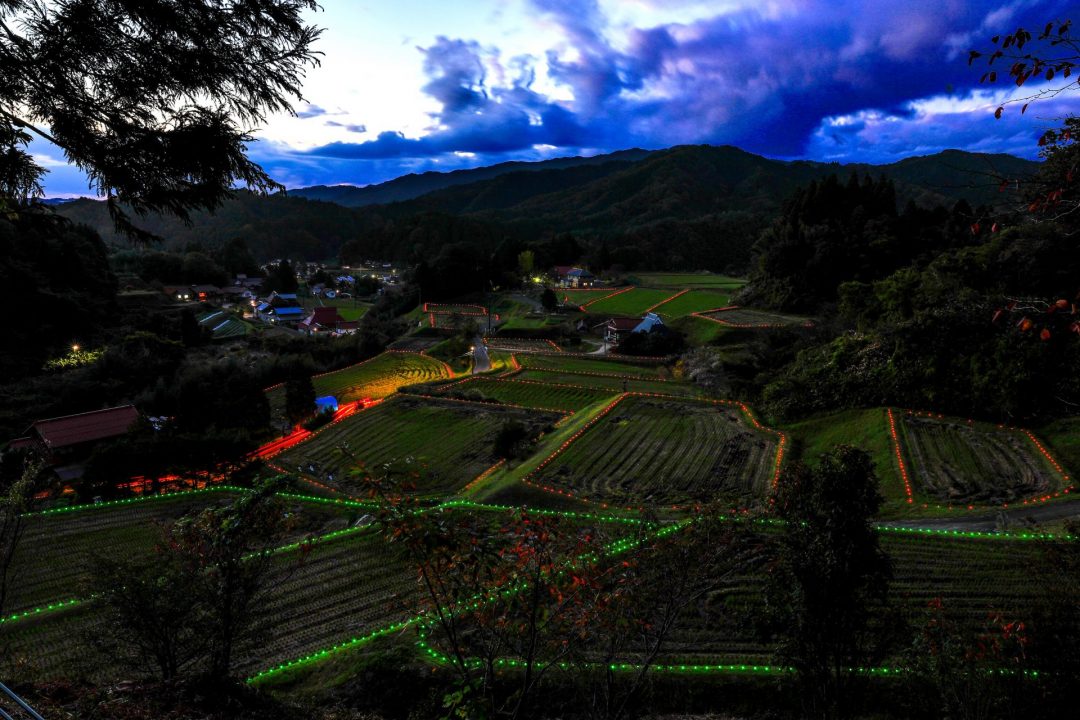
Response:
[37, 0, 1080, 196]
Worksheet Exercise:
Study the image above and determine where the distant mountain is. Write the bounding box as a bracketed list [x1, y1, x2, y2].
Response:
[289, 148, 655, 207]
[386, 145, 1039, 234]
[55, 145, 1041, 272]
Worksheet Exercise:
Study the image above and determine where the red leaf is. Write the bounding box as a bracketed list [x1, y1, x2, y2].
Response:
[1040, 328, 1052, 341]
[991, 222, 999, 233]
[970, 222, 981, 234]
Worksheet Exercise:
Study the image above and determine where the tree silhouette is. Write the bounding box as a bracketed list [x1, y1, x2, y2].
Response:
[0, 1, 322, 238]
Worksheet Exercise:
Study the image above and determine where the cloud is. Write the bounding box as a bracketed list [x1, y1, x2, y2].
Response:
[295, 104, 330, 119]
[36, 0, 1074, 193]
[325, 121, 368, 133]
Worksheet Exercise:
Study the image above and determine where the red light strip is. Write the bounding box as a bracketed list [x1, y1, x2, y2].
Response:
[889, 407, 1074, 511]
[423, 303, 487, 315]
[690, 306, 815, 329]
[252, 399, 383, 462]
[518, 357, 671, 382]
[580, 285, 635, 309]
[517, 392, 787, 512]
[644, 288, 689, 314]
[886, 408, 915, 504]
[462, 459, 507, 493]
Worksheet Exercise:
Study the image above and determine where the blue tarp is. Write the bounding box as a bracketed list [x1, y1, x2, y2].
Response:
[315, 396, 338, 413]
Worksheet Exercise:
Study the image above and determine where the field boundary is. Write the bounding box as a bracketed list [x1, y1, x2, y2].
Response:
[887, 407, 1074, 512]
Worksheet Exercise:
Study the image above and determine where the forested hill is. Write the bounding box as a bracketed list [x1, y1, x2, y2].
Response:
[55, 145, 1039, 271]
[290, 148, 655, 207]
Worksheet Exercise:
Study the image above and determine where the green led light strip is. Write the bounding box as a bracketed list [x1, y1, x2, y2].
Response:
[246, 519, 689, 684]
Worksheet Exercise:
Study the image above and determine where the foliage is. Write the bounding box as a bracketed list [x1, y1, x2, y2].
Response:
[0, 213, 117, 378]
[0, 0, 321, 238]
[264, 259, 300, 294]
[42, 346, 105, 371]
[492, 419, 530, 459]
[904, 599, 1032, 720]
[541, 287, 558, 312]
[0, 459, 42, 620]
[284, 374, 316, 426]
[617, 327, 686, 356]
[88, 480, 293, 680]
[763, 447, 894, 719]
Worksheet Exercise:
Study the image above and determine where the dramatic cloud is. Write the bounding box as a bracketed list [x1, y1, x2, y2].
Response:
[36, 0, 1079, 194]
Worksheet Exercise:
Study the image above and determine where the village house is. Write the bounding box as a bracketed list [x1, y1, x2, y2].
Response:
[299, 306, 359, 336]
[256, 292, 306, 324]
[553, 266, 596, 288]
[8, 405, 141, 482]
[604, 312, 664, 345]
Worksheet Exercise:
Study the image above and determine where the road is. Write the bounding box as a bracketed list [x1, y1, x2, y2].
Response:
[879, 497, 1080, 532]
[472, 337, 491, 374]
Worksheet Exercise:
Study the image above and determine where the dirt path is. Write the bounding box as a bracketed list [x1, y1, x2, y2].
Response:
[879, 497, 1080, 532]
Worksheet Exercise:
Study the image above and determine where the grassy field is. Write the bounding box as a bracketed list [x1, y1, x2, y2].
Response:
[485, 338, 562, 353]
[697, 307, 812, 328]
[276, 396, 561, 497]
[585, 288, 682, 316]
[301, 297, 371, 322]
[1039, 417, 1080, 477]
[897, 413, 1068, 504]
[530, 396, 778, 506]
[669, 314, 728, 345]
[782, 409, 904, 503]
[266, 352, 452, 417]
[557, 288, 624, 307]
[651, 290, 733, 319]
[435, 376, 617, 413]
[632, 273, 747, 289]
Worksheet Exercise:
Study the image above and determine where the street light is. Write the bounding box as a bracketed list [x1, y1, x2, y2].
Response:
[71, 343, 80, 353]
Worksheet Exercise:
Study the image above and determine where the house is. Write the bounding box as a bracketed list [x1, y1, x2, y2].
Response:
[190, 284, 222, 302]
[604, 312, 664, 345]
[554, 266, 596, 288]
[300, 306, 342, 334]
[257, 292, 305, 324]
[162, 285, 194, 302]
[9, 405, 141, 473]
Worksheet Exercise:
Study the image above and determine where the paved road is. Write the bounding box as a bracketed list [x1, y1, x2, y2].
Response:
[879, 497, 1080, 532]
[472, 337, 491, 374]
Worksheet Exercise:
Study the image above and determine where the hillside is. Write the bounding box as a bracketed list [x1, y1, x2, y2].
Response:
[56, 145, 1040, 270]
[290, 148, 655, 207]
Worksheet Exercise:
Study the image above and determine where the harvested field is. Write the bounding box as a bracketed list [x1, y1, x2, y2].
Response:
[515, 370, 701, 398]
[433, 376, 617, 413]
[517, 354, 666, 378]
[276, 396, 561, 497]
[531, 396, 777, 505]
[696, 307, 812, 328]
[2, 489, 353, 616]
[898, 413, 1066, 504]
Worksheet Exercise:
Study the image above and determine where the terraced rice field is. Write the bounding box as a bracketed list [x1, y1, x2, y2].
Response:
[651, 290, 733, 319]
[2, 505, 641, 681]
[266, 352, 452, 417]
[429, 312, 487, 330]
[585, 288, 682, 316]
[515, 370, 701, 398]
[659, 530, 1050, 664]
[485, 338, 562, 353]
[517, 354, 665, 378]
[897, 413, 1065, 504]
[2, 490, 354, 616]
[434, 376, 617, 413]
[532, 396, 777, 505]
[696, 307, 811, 328]
[557, 288, 624, 307]
[633, 273, 747, 290]
[276, 396, 561, 497]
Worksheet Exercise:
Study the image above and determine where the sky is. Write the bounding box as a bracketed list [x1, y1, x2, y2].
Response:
[34, 0, 1080, 196]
